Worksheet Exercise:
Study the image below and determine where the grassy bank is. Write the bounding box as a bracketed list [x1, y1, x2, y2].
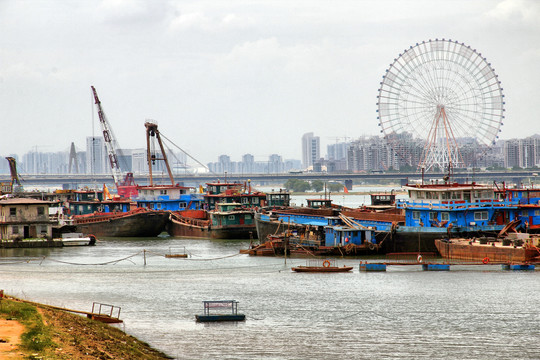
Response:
[0, 297, 172, 359]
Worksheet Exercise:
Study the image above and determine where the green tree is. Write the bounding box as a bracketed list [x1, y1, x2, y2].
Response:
[311, 180, 324, 192]
[327, 182, 344, 192]
[284, 178, 311, 192]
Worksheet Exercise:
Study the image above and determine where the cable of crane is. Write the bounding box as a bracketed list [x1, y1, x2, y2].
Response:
[159, 132, 217, 175]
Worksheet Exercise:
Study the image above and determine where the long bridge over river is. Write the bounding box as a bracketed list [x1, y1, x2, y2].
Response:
[1, 170, 538, 189]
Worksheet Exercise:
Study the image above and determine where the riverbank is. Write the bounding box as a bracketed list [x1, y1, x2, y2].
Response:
[0, 295, 171, 359]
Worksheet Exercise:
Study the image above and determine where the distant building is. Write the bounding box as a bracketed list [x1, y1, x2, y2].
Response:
[86, 136, 106, 174]
[241, 154, 255, 174]
[504, 136, 540, 168]
[301, 132, 320, 169]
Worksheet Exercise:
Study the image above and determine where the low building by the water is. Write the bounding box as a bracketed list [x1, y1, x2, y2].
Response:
[0, 198, 53, 240]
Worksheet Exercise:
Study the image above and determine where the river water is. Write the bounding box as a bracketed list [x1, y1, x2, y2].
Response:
[0, 236, 539, 360]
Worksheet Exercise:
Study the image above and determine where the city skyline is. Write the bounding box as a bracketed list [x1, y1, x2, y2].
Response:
[4, 132, 540, 176]
[1, 1, 540, 163]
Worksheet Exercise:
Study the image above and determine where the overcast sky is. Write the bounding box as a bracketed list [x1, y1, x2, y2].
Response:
[1, 0, 539, 165]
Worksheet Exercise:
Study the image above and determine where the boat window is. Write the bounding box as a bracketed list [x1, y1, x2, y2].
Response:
[536, 210, 540, 216]
[160, 190, 167, 195]
[79, 205, 84, 213]
[37, 207, 45, 216]
[253, 198, 260, 204]
[245, 214, 251, 220]
[474, 211, 488, 221]
[429, 212, 437, 220]
[242, 198, 249, 203]
[451, 192, 461, 200]
[9, 207, 16, 216]
[463, 191, 471, 201]
[156, 203, 162, 209]
[417, 191, 425, 199]
[412, 211, 420, 220]
[40, 226, 47, 234]
[441, 212, 450, 221]
[179, 202, 187, 208]
[228, 215, 235, 220]
[12, 226, 19, 234]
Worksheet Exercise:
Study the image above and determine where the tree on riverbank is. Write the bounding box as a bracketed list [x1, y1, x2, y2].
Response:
[284, 179, 346, 193]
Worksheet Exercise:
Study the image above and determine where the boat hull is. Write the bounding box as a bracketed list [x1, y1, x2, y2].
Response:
[74, 210, 169, 237]
[435, 239, 540, 263]
[292, 266, 353, 272]
[169, 211, 257, 239]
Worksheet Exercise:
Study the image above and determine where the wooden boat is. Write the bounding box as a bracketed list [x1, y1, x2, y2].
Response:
[435, 234, 540, 263]
[195, 300, 245, 322]
[291, 259, 353, 272]
[292, 265, 353, 272]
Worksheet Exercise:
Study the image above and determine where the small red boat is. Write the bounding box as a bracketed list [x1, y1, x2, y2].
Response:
[292, 260, 353, 272]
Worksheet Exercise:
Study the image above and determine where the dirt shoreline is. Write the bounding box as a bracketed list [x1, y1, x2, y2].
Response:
[0, 296, 172, 359]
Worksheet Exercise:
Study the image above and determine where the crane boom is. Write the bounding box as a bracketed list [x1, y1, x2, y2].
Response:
[91, 86, 123, 185]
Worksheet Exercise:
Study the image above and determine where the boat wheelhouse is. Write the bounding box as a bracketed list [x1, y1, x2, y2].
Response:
[136, 185, 202, 211]
[265, 189, 290, 207]
[204, 181, 266, 210]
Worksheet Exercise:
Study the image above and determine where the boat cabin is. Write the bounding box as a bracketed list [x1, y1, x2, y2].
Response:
[306, 199, 333, 209]
[397, 183, 519, 229]
[136, 185, 202, 211]
[68, 200, 131, 216]
[210, 203, 254, 228]
[370, 192, 396, 206]
[204, 183, 266, 210]
[324, 226, 374, 247]
[265, 189, 290, 207]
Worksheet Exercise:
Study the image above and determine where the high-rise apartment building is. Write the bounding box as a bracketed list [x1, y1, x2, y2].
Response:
[86, 136, 106, 174]
[301, 132, 320, 169]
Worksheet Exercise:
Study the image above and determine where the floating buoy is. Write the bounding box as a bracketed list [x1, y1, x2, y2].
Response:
[482, 257, 490, 264]
[322, 260, 331, 267]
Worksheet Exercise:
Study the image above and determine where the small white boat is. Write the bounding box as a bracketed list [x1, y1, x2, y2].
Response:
[61, 233, 97, 246]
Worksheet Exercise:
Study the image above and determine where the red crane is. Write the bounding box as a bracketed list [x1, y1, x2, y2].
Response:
[91, 86, 138, 198]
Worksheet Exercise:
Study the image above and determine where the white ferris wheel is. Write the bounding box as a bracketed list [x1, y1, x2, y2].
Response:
[377, 38, 505, 172]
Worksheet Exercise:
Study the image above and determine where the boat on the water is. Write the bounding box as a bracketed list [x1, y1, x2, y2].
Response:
[292, 260, 353, 272]
[73, 207, 169, 237]
[195, 300, 245, 322]
[61, 233, 96, 246]
[435, 234, 540, 263]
